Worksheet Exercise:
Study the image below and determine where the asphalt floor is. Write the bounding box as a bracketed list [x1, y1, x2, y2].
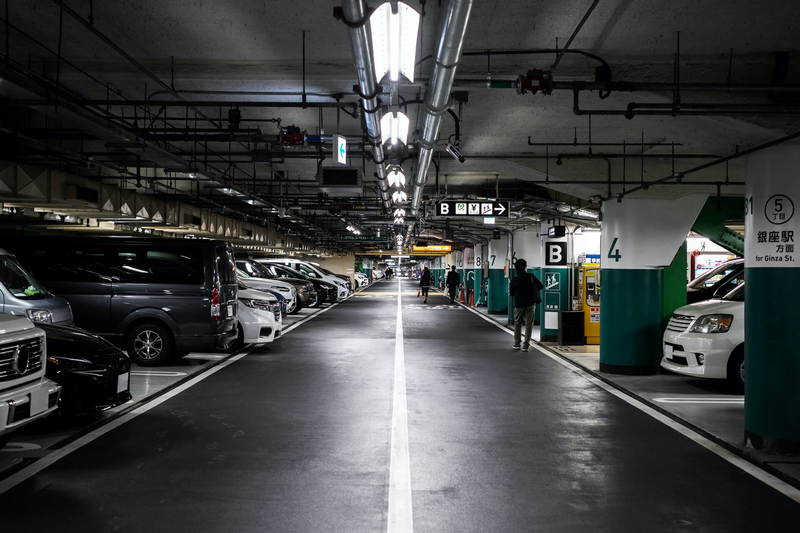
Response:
[0, 279, 798, 532]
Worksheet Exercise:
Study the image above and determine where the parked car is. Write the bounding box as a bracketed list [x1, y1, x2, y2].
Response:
[258, 259, 349, 299]
[354, 272, 369, 288]
[219, 284, 282, 352]
[3, 237, 238, 366]
[687, 258, 744, 304]
[40, 323, 132, 415]
[236, 270, 298, 314]
[661, 282, 745, 392]
[0, 248, 73, 325]
[0, 314, 61, 449]
[236, 259, 317, 309]
[260, 264, 336, 305]
[313, 264, 353, 294]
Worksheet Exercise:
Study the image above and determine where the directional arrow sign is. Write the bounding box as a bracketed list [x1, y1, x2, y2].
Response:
[334, 134, 347, 165]
[435, 200, 510, 218]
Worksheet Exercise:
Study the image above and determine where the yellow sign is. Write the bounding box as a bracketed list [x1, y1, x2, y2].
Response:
[412, 245, 452, 252]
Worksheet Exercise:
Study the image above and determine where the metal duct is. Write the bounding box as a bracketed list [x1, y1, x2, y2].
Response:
[411, 0, 473, 215]
[340, 0, 392, 212]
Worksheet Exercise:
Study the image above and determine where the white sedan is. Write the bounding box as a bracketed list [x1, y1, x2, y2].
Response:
[237, 271, 298, 314]
[661, 283, 744, 391]
[220, 286, 282, 352]
[354, 272, 369, 288]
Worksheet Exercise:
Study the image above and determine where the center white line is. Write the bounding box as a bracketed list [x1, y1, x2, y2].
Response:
[388, 279, 413, 533]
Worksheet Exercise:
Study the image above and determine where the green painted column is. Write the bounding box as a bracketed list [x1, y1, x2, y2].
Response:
[474, 244, 487, 306]
[744, 146, 800, 454]
[662, 242, 687, 327]
[488, 235, 509, 314]
[463, 247, 475, 294]
[456, 250, 465, 300]
[540, 237, 569, 341]
[599, 195, 708, 375]
[600, 269, 664, 373]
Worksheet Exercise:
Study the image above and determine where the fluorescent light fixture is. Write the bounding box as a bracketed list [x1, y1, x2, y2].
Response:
[219, 188, 246, 197]
[394, 208, 406, 218]
[387, 168, 406, 188]
[370, 2, 420, 83]
[484, 217, 496, 225]
[380, 112, 410, 146]
[394, 217, 404, 225]
[392, 190, 407, 203]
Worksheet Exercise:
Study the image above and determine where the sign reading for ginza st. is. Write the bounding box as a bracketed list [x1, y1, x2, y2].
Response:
[436, 200, 510, 217]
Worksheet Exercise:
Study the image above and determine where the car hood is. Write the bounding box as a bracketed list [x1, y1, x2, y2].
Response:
[673, 299, 744, 317]
[0, 313, 35, 334]
[38, 323, 119, 356]
[237, 276, 294, 292]
[238, 288, 278, 302]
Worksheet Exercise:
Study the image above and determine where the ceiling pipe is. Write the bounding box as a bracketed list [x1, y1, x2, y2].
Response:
[410, 0, 473, 215]
[339, 0, 391, 212]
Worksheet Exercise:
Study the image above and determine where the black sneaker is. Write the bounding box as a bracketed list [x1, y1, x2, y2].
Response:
[513, 343, 521, 350]
[522, 344, 530, 352]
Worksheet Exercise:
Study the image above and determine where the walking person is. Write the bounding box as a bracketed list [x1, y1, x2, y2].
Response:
[446, 265, 460, 303]
[509, 258, 544, 351]
[419, 266, 432, 303]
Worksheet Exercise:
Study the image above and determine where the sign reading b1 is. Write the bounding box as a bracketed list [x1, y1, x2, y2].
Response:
[545, 242, 568, 266]
[436, 200, 510, 217]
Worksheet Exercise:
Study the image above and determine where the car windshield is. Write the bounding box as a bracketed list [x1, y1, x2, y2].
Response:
[0, 254, 51, 300]
[723, 283, 745, 302]
[688, 261, 742, 289]
[274, 265, 306, 279]
[294, 263, 321, 278]
[240, 261, 275, 279]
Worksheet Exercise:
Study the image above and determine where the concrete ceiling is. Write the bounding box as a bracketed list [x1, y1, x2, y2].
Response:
[1, 0, 799, 250]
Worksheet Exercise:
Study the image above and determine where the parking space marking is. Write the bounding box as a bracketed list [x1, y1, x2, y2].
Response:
[130, 371, 188, 377]
[456, 300, 800, 504]
[388, 279, 413, 533]
[654, 397, 744, 404]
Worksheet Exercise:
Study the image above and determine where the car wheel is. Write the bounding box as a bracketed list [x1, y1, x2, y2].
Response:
[126, 322, 174, 366]
[726, 346, 745, 393]
[217, 324, 243, 353]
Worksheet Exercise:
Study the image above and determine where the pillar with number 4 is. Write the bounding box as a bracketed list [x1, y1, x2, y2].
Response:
[600, 195, 707, 375]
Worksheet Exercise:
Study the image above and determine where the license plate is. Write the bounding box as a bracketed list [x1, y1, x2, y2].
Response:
[227, 304, 234, 317]
[30, 389, 48, 415]
[664, 345, 674, 360]
[117, 372, 129, 393]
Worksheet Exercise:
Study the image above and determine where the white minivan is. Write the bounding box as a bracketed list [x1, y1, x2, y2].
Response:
[0, 249, 73, 325]
[661, 283, 745, 391]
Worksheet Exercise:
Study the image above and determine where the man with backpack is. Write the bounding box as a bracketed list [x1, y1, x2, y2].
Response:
[508, 258, 544, 351]
[445, 265, 460, 303]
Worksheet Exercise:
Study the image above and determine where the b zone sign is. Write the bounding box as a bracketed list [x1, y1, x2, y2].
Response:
[545, 242, 568, 266]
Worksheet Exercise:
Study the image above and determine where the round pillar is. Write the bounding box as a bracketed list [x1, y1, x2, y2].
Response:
[488, 235, 509, 314]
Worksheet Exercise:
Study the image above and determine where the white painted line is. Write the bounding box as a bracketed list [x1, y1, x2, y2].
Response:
[388, 279, 413, 533]
[654, 397, 745, 404]
[182, 354, 225, 360]
[280, 300, 344, 336]
[130, 371, 188, 377]
[0, 350, 250, 495]
[457, 302, 800, 504]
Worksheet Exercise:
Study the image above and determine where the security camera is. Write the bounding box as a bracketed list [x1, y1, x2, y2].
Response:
[445, 143, 465, 163]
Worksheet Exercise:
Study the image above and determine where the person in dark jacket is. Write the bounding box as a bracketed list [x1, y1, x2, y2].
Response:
[419, 266, 432, 303]
[508, 258, 544, 351]
[445, 265, 460, 303]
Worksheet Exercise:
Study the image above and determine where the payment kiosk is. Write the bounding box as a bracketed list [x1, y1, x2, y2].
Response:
[578, 255, 601, 344]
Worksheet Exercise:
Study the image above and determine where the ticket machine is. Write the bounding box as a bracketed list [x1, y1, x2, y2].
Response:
[579, 261, 601, 344]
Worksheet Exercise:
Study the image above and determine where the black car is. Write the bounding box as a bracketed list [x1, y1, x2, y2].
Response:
[687, 259, 744, 304]
[261, 264, 338, 304]
[40, 323, 132, 415]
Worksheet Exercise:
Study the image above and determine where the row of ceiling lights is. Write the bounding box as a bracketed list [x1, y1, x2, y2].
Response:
[369, 1, 420, 253]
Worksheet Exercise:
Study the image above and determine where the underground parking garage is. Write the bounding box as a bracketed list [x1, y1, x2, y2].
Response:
[1, 0, 800, 531]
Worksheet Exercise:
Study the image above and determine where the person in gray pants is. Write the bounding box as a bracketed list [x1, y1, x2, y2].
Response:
[508, 259, 544, 351]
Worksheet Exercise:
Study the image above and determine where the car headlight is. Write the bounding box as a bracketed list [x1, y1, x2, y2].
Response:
[27, 309, 53, 323]
[689, 314, 733, 334]
[240, 299, 272, 311]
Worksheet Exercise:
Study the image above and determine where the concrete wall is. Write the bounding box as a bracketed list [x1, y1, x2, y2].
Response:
[312, 254, 356, 284]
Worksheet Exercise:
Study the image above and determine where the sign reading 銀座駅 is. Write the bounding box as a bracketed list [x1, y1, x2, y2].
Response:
[435, 200, 510, 218]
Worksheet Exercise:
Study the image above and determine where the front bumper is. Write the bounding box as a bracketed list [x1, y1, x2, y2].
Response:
[0, 378, 61, 435]
[660, 330, 736, 380]
[241, 309, 281, 344]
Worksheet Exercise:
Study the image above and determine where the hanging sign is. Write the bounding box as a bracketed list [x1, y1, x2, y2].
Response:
[334, 134, 347, 164]
[412, 245, 452, 252]
[436, 200, 510, 217]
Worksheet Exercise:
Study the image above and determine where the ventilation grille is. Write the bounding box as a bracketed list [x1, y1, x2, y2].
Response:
[317, 167, 363, 196]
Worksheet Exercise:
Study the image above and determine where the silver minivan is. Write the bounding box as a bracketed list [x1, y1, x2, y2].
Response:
[0, 248, 73, 325]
